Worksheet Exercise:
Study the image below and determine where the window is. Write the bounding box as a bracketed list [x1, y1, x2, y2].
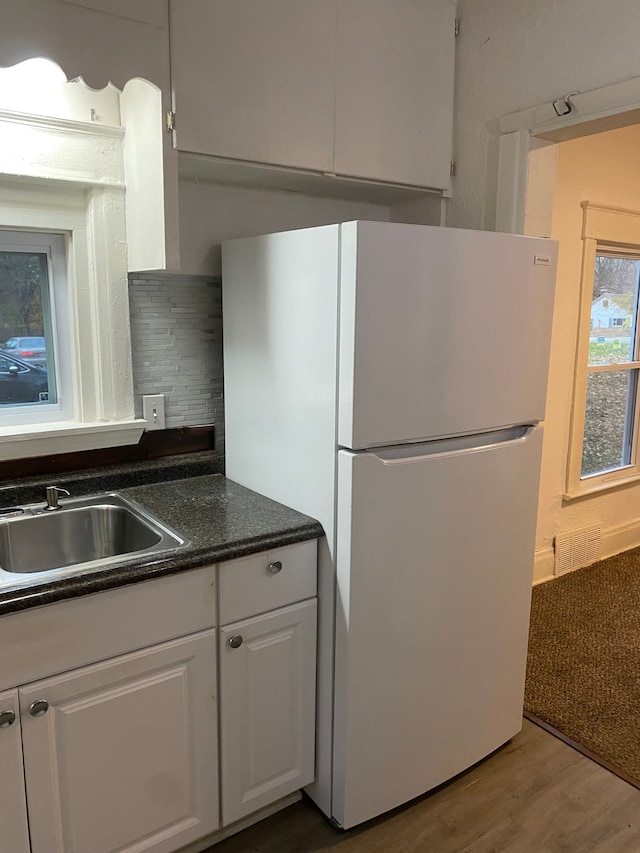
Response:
[567, 203, 640, 497]
[0, 58, 165, 460]
[0, 134, 145, 461]
[0, 230, 72, 424]
[582, 253, 639, 478]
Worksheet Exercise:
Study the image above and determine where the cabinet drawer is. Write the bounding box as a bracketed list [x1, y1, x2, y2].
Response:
[218, 540, 317, 623]
[0, 566, 216, 692]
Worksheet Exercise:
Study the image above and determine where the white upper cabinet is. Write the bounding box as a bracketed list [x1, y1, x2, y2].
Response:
[170, 0, 336, 172]
[59, 0, 167, 28]
[170, 0, 456, 191]
[334, 0, 456, 189]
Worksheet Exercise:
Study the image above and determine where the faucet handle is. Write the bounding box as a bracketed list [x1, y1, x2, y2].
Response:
[45, 486, 71, 510]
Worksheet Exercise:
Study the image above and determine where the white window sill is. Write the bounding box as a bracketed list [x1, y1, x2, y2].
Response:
[0, 420, 147, 461]
[564, 470, 640, 501]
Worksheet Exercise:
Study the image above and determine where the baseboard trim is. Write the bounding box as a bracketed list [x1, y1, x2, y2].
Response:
[177, 792, 302, 853]
[533, 519, 640, 586]
[533, 546, 555, 585]
[601, 518, 640, 560]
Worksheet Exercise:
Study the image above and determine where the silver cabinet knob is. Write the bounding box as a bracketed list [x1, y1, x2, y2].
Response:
[268, 560, 283, 574]
[228, 635, 243, 649]
[0, 710, 16, 728]
[29, 700, 49, 717]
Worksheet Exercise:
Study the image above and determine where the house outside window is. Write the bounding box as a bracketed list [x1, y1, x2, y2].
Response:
[567, 202, 640, 497]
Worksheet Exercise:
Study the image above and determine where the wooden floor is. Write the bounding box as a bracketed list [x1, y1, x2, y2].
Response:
[209, 720, 640, 853]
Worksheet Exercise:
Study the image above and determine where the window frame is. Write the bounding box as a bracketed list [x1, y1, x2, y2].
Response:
[0, 106, 146, 461]
[566, 202, 640, 498]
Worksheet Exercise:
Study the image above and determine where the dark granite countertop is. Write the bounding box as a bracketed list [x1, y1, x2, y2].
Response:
[0, 450, 221, 506]
[0, 470, 323, 616]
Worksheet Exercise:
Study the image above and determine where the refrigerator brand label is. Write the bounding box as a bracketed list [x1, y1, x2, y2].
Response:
[534, 255, 551, 266]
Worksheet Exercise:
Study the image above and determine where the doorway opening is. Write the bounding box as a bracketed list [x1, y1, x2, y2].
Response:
[499, 80, 640, 793]
[495, 78, 640, 581]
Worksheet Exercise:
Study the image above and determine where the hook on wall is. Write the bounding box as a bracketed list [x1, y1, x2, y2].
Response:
[552, 93, 578, 117]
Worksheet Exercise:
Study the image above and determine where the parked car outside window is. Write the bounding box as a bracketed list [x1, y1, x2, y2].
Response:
[0, 354, 48, 404]
[1, 336, 47, 366]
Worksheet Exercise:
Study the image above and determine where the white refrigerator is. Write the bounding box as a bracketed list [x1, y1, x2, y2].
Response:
[222, 221, 557, 830]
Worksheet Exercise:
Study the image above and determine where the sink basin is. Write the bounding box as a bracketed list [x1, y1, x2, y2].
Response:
[0, 493, 187, 578]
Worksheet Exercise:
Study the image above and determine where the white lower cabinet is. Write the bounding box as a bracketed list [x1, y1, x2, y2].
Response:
[19, 630, 219, 853]
[219, 599, 317, 825]
[1, 539, 318, 852]
[0, 687, 31, 853]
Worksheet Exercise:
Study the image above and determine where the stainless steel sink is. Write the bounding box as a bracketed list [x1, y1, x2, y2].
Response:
[0, 493, 187, 580]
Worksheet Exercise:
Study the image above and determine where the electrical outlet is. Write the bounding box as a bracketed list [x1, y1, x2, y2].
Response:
[142, 394, 166, 431]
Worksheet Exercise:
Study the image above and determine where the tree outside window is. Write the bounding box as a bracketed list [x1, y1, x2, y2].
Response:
[0, 233, 61, 412]
[0, 252, 46, 339]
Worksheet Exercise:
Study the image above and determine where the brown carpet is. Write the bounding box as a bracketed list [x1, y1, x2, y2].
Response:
[525, 547, 640, 787]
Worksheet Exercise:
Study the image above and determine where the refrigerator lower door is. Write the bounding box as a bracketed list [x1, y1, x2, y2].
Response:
[332, 425, 543, 829]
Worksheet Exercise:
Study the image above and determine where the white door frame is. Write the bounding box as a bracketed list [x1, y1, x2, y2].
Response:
[495, 77, 640, 234]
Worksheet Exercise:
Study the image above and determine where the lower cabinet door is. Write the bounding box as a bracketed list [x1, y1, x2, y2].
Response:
[0, 687, 30, 853]
[219, 599, 317, 826]
[20, 629, 219, 853]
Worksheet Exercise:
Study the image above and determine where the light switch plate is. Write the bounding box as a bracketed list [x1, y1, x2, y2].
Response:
[142, 394, 166, 430]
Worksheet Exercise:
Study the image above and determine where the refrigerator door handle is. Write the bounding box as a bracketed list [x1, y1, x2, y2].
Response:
[365, 425, 538, 464]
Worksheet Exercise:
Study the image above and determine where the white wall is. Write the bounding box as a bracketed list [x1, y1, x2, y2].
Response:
[451, 0, 640, 231]
[178, 180, 392, 277]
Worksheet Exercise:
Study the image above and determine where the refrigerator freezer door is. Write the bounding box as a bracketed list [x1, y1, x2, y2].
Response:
[331, 425, 543, 829]
[338, 221, 557, 449]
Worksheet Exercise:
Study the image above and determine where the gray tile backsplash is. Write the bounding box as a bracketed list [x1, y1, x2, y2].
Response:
[128, 274, 224, 465]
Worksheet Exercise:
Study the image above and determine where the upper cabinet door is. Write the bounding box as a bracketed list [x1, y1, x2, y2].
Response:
[59, 0, 167, 27]
[170, 0, 337, 171]
[334, 0, 456, 189]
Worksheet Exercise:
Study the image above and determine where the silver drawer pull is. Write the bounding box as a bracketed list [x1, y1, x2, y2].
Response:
[29, 700, 49, 717]
[268, 560, 283, 575]
[0, 710, 16, 728]
[228, 635, 243, 649]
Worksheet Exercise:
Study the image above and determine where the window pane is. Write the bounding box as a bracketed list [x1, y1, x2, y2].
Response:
[581, 369, 637, 477]
[589, 256, 640, 366]
[0, 251, 56, 407]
